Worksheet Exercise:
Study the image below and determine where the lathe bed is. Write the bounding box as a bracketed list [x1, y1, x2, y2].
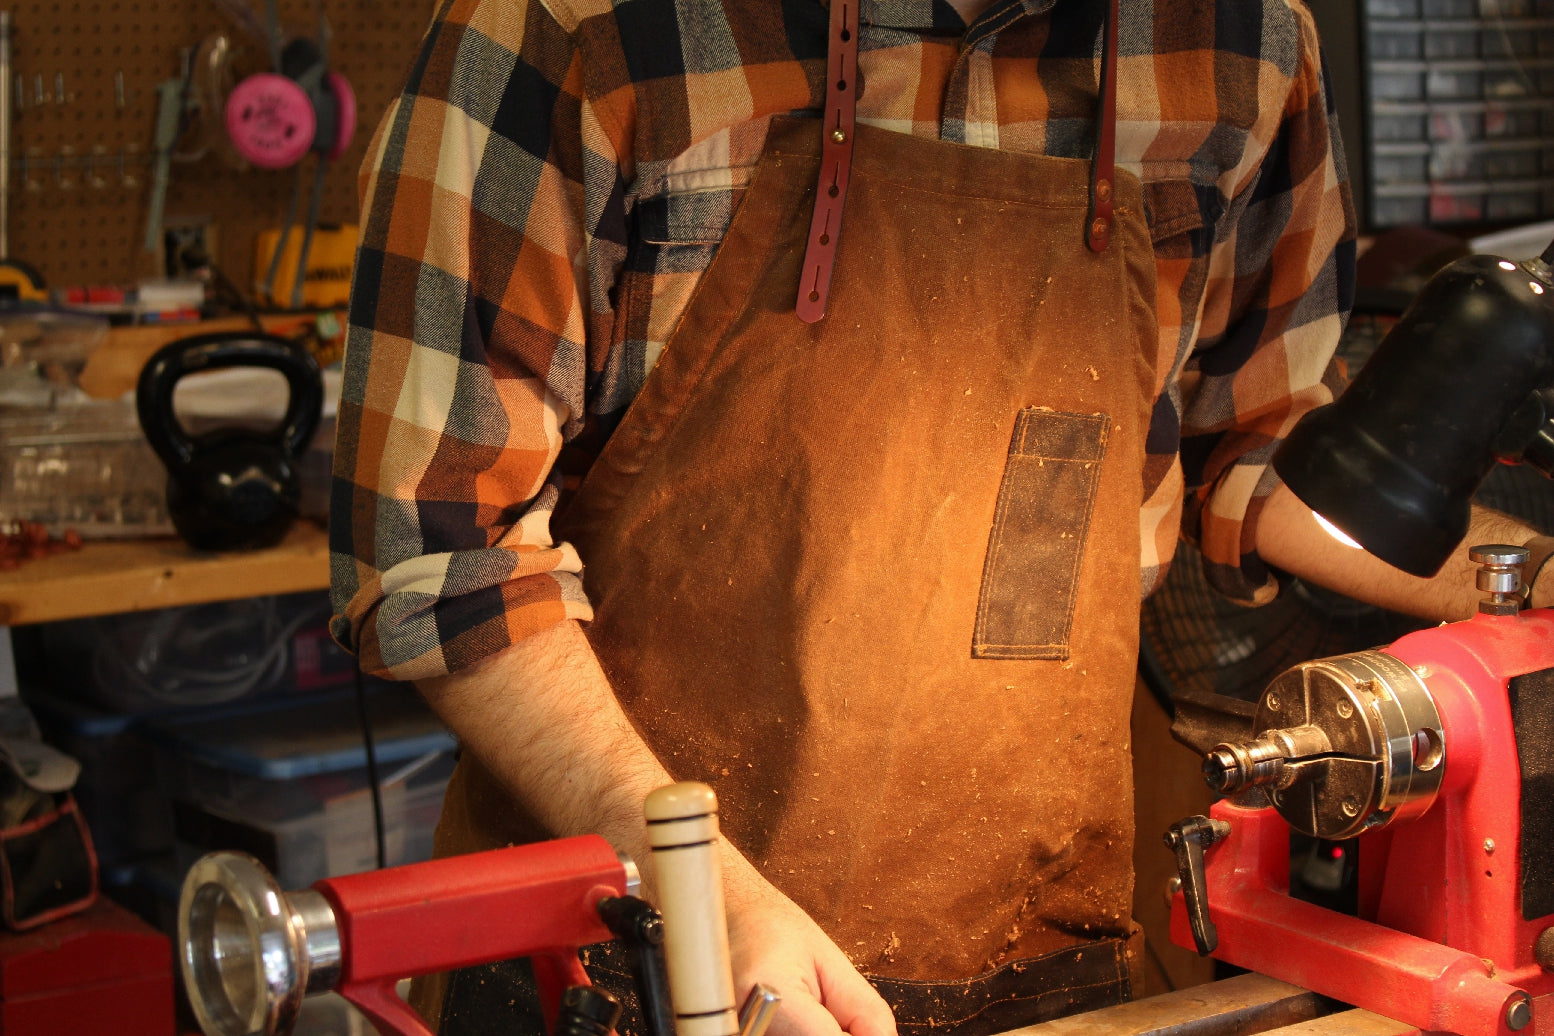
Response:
[1016, 973, 1412, 1036]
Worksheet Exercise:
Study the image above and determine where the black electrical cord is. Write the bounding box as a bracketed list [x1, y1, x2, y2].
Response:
[352, 664, 388, 869]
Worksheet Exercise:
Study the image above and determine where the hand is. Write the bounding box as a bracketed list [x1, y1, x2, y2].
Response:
[722, 853, 896, 1036]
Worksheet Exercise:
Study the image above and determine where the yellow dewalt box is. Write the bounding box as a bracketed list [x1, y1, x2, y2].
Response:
[254, 223, 357, 308]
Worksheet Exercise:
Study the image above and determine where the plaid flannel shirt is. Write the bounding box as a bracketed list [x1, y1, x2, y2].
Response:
[332, 0, 1357, 680]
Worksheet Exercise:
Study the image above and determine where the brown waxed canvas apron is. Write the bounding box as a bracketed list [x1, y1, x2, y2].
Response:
[424, 116, 1159, 1035]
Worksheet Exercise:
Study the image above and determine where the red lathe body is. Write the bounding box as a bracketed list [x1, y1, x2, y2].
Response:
[1170, 603, 1554, 1035]
[181, 834, 635, 1036]
[179, 781, 766, 1036]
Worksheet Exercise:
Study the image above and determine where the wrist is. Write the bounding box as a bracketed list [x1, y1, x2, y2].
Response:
[1523, 535, 1554, 609]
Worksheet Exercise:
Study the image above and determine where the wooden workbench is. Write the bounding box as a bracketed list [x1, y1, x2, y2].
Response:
[0, 520, 330, 626]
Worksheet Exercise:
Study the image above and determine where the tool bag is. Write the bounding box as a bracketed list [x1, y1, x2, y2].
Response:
[0, 736, 97, 930]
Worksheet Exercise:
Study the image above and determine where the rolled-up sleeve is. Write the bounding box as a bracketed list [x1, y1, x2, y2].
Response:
[1179, 8, 1357, 605]
[330, 0, 631, 680]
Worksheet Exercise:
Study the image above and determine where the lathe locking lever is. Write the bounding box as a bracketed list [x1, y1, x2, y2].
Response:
[1164, 815, 1232, 956]
[598, 896, 677, 1036]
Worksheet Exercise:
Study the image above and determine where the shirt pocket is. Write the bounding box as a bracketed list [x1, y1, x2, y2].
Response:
[616, 188, 742, 361]
[636, 187, 735, 247]
[1142, 178, 1220, 259]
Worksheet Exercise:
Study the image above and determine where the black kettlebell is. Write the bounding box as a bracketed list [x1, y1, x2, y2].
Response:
[136, 332, 323, 552]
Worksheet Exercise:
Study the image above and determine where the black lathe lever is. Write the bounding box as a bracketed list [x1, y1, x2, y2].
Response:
[597, 895, 677, 1036]
[1164, 815, 1232, 956]
[557, 985, 624, 1036]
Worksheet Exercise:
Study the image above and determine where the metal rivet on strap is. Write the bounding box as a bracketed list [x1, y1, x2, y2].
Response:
[831, 129, 846, 144]
[1096, 179, 1112, 203]
[1091, 217, 1109, 239]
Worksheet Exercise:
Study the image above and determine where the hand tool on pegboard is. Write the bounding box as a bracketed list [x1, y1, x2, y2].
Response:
[142, 74, 185, 267]
[0, 11, 46, 302]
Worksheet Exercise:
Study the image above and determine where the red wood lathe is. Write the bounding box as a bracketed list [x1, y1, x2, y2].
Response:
[178, 782, 778, 1036]
[1168, 547, 1554, 1036]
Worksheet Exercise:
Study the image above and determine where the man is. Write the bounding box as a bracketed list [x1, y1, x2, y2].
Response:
[330, 0, 1549, 1033]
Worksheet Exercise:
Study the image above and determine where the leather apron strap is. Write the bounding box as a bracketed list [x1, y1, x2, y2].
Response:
[1085, 0, 1120, 253]
[795, 0, 860, 323]
[799, 0, 1120, 319]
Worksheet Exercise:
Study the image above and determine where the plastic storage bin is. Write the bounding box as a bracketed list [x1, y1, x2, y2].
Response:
[38, 590, 359, 713]
[150, 686, 456, 888]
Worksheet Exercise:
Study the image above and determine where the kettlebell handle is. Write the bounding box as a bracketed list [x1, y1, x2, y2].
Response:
[136, 331, 324, 468]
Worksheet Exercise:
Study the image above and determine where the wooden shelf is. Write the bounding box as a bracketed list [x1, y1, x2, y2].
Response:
[0, 520, 330, 626]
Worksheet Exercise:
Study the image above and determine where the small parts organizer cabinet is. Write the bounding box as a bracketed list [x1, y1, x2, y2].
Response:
[1364, 0, 1554, 227]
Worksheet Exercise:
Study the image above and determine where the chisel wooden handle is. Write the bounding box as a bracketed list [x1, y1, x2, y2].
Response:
[645, 782, 739, 1036]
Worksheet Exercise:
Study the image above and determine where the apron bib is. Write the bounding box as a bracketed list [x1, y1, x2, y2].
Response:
[427, 114, 1160, 1035]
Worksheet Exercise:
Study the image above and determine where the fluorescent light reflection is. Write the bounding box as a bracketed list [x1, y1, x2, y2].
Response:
[1315, 512, 1363, 549]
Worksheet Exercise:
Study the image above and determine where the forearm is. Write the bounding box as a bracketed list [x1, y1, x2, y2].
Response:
[416, 621, 895, 1036]
[415, 620, 772, 898]
[416, 619, 673, 870]
[1255, 483, 1552, 621]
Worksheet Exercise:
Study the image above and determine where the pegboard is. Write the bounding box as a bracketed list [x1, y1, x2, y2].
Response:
[4, 0, 432, 296]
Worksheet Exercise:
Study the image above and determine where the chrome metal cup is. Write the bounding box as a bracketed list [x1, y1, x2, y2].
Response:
[178, 852, 342, 1036]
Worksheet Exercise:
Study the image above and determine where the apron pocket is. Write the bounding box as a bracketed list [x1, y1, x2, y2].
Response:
[973, 409, 1110, 660]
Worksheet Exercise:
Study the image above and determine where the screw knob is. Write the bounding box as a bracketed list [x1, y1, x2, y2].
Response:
[1470, 544, 1530, 616]
[1470, 544, 1530, 567]
[1505, 991, 1533, 1032]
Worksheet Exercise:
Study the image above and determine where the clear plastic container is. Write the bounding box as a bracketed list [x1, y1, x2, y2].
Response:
[1425, 25, 1480, 60]
[167, 753, 453, 887]
[1372, 183, 1433, 225]
[1374, 102, 1432, 141]
[1373, 63, 1431, 100]
[38, 591, 357, 712]
[1371, 24, 1425, 60]
[1427, 63, 1487, 99]
[1430, 138, 1544, 177]
[1429, 182, 1490, 220]
[1374, 142, 1432, 181]
[1486, 181, 1550, 217]
[1480, 100, 1549, 137]
[0, 400, 171, 537]
[0, 310, 109, 395]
